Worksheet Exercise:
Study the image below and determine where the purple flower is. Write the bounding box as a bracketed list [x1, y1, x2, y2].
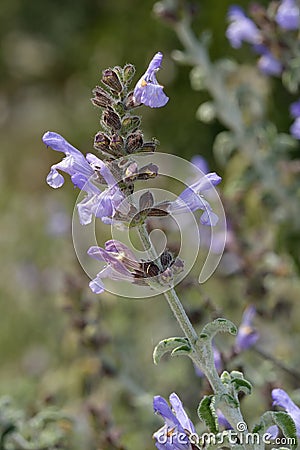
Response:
[43, 132, 125, 225]
[42, 131, 94, 188]
[133, 52, 169, 108]
[153, 393, 195, 449]
[190, 155, 209, 175]
[272, 388, 300, 436]
[226, 6, 262, 49]
[235, 305, 259, 352]
[257, 53, 283, 76]
[290, 117, 300, 139]
[276, 0, 300, 30]
[168, 172, 222, 226]
[290, 100, 300, 118]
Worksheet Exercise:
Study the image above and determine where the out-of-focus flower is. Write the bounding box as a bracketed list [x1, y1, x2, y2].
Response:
[133, 52, 169, 108]
[289, 100, 300, 139]
[235, 305, 259, 352]
[276, 0, 300, 30]
[257, 53, 283, 76]
[226, 6, 261, 48]
[168, 172, 222, 226]
[272, 388, 300, 436]
[153, 393, 195, 449]
[190, 155, 209, 175]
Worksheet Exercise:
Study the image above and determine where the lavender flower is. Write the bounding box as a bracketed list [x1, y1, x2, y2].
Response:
[272, 388, 300, 436]
[87, 240, 140, 294]
[226, 6, 261, 49]
[153, 393, 195, 449]
[43, 132, 125, 225]
[290, 117, 300, 139]
[290, 99, 300, 118]
[168, 172, 222, 226]
[235, 305, 259, 352]
[190, 155, 209, 175]
[276, 0, 300, 30]
[257, 53, 283, 76]
[133, 52, 169, 108]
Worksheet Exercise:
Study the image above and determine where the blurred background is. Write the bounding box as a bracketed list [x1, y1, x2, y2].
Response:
[1, 0, 300, 448]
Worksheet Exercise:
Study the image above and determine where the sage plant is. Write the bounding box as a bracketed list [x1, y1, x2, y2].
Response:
[43, 48, 298, 449]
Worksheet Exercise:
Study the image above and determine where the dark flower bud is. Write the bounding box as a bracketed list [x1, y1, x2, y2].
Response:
[102, 107, 122, 131]
[109, 134, 124, 155]
[140, 139, 159, 152]
[140, 261, 160, 278]
[124, 92, 138, 110]
[137, 163, 158, 180]
[125, 131, 144, 153]
[121, 115, 141, 134]
[101, 69, 123, 93]
[123, 64, 136, 83]
[91, 86, 112, 108]
[94, 132, 111, 151]
[160, 250, 174, 270]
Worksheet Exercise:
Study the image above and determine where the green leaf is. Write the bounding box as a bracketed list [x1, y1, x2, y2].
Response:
[171, 345, 192, 357]
[231, 377, 252, 396]
[273, 412, 297, 450]
[220, 393, 239, 408]
[201, 318, 237, 341]
[197, 396, 219, 434]
[153, 337, 190, 365]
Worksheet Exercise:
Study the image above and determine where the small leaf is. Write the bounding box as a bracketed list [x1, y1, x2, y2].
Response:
[197, 395, 219, 434]
[273, 412, 297, 450]
[153, 337, 190, 365]
[220, 393, 239, 408]
[171, 344, 192, 357]
[201, 318, 237, 341]
[231, 378, 252, 396]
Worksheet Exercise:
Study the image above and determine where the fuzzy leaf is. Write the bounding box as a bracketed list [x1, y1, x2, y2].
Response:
[201, 318, 237, 341]
[197, 395, 219, 434]
[153, 337, 190, 365]
[171, 345, 192, 357]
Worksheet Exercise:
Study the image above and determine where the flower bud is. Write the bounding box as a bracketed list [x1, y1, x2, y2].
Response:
[91, 86, 112, 108]
[160, 250, 173, 270]
[125, 131, 143, 153]
[124, 92, 138, 110]
[102, 107, 122, 131]
[109, 134, 124, 155]
[121, 115, 141, 134]
[123, 64, 136, 83]
[140, 140, 158, 152]
[101, 69, 123, 93]
[94, 132, 111, 151]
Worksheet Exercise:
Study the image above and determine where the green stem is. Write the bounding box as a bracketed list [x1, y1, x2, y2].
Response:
[137, 224, 249, 444]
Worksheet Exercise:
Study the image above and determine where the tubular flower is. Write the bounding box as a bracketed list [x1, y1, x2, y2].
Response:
[226, 6, 261, 49]
[235, 305, 259, 352]
[133, 52, 169, 108]
[43, 132, 124, 225]
[272, 388, 300, 436]
[153, 393, 195, 449]
[168, 172, 222, 226]
[276, 0, 300, 30]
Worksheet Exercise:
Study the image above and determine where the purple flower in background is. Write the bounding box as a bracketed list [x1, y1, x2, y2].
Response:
[87, 240, 140, 294]
[153, 393, 195, 449]
[290, 117, 300, 139]
[258, 53, 283, 76]
[226, 6, 261, 48]
[235, 305, 259, 352]
[168, 172, 222, 226]
[272, 388, 300, 436]
[133, 52, 169, 108]
[276, 0, 300, 30]
[290, 99, 300, 118]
